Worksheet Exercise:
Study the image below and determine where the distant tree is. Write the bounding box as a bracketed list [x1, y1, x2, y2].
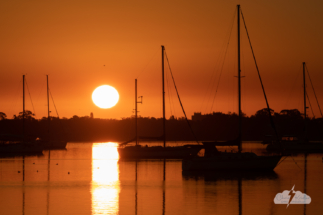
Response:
[15, 110, 35, 120]
[169, 115, 176, 120]
[228, 112, 244, 117]
[280, 109, 302, 118]
[254, 108, 274, 117]
[0, 112, 7, 120]
[72, 115, 79, 120]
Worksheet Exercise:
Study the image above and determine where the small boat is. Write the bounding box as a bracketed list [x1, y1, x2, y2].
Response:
[118, 144, 203, 159]
[182, 5, 282, 171]
[118, 48, 203, 159]
[41, 75, 67, 150]
[40, 139, 67, 150]
[266, 135, 323, 152]
[0, 75, 44, 156]
[0, 141, 43, 156]
[266, 63, 323, 153]
[182, 142, 282, 171]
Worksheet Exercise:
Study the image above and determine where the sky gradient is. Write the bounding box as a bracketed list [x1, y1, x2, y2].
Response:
[1, 0, 323, 119]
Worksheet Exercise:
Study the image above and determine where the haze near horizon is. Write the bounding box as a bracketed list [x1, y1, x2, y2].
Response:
[1, 0, 323, 120]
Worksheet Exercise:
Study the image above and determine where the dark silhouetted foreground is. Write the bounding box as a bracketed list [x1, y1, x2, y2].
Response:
[0, 108, 322, 142]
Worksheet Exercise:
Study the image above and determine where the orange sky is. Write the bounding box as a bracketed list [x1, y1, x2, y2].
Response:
[1, 0, 323, 119]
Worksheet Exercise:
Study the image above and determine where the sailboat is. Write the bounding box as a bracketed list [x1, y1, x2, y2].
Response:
[266, 62, 323, 152]
[39, 75, 67, 150]
[182, 5, 282, 171]
[117, 47, 203, 159]
[0, 75, 44, 156]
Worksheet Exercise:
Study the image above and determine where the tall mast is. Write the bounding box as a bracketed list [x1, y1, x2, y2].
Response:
[303, 62, 307, 140]
[47, 75, 50, 140]
[23, 75, 25, 142]
[162, 45, 166, 147]
[134, 79, 142, 146]
[237, 5, 242, 153]
[135, 79, 138, 146]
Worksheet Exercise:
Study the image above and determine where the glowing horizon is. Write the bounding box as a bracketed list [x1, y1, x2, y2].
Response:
[1, 1, 323, 120]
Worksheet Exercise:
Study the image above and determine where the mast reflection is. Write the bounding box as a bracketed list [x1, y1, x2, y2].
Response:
[135, 160, 138, 215]
[163, 159, 166, 215]
[92, 142, 120, 215]
[23, 155, 25, 215]
[47, 150, 50, 215]
[304, 153, 307, 215]
[182, 171, 278, 215]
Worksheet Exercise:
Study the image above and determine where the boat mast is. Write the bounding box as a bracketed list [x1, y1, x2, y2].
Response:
[303, 62, 307, 140]
[135, 79, 138, 146]
[135, 79, 142, 146]
[47, 75, 50, 140]
[23, 75, 25, 142]
[237, 5, 242, 153]
[162, 45, 166, 147]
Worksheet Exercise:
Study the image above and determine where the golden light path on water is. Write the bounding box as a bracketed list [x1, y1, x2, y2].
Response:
[92, 142, 120, 215]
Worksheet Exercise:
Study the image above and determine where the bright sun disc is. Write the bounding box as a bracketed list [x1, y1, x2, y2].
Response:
[92, 85, 119, 109]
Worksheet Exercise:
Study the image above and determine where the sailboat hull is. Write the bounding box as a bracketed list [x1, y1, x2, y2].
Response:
[0, 142, 44, 156]
[41, 141, 67, 150]
[118, 145, 203, 159]
[182, 154, 282, 171]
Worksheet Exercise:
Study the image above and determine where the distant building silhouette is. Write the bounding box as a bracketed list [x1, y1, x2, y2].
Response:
[192, 112, 205, 121]
[0, 108, 322, 142]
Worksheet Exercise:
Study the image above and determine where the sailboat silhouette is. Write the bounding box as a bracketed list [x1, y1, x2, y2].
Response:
[182, 5, 282, 171]
[266, 62, 323, 152]
[118, 46, 203, 159]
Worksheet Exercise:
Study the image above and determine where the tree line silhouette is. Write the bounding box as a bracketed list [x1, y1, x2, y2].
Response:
[0, 108, 322, 142]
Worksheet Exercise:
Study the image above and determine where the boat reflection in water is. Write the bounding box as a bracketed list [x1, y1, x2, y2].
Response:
[182, 171, 279, 215]
[91, 142, 120, 215]
[118, 158, 168, 215]
[1, 142, 321, 215]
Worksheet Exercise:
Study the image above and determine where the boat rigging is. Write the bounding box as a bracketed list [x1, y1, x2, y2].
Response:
[182, 5, 282, 171]
[118, 46, 203, 159]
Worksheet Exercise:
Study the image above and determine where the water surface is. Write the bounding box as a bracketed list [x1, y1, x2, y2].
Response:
[0, 142, 322, 215]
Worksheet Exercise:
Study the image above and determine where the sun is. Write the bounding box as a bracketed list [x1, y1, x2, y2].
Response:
[92, 85, 119, 109]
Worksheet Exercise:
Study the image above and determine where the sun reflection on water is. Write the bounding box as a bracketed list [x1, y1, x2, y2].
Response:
[92, 142, 119, 215]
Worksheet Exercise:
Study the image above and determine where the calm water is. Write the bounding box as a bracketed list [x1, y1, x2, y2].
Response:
[0, 142, 322, 215]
